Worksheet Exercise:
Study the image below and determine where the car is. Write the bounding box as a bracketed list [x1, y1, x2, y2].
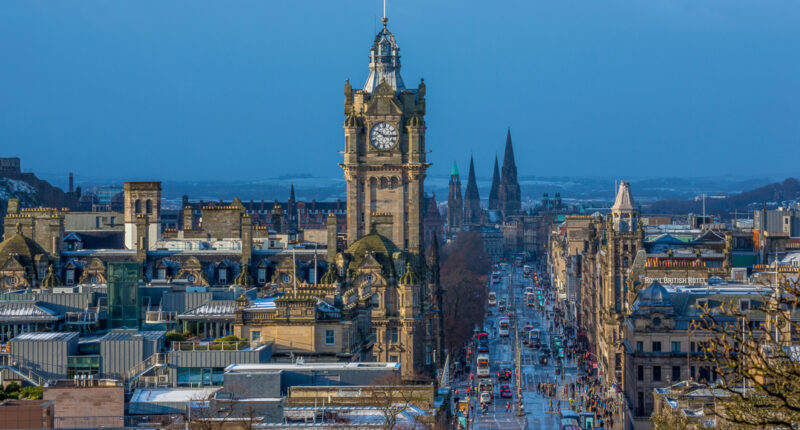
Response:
[500, 385, 512, 398]
[498, 367, 512, 380]
[477, 344, 489, 353]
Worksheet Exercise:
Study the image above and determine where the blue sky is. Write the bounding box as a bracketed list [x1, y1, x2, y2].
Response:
[1, 1, 798, 181]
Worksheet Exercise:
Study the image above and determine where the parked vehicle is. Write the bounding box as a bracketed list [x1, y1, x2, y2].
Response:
[488, 292, 497, 306]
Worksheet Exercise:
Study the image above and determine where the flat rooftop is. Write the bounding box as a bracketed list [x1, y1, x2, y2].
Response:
[225, 362, 400, 373]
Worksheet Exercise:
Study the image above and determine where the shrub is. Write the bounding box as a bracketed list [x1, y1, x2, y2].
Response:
[18, 386, 42, 400]
[165, 331, 187, 343]
[4, 382, 21, 394]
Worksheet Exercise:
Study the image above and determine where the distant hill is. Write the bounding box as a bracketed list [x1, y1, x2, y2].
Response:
[645, 178, 800, 215]
[0, 162, 79, 237]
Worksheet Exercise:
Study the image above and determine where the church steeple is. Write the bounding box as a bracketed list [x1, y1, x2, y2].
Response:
[488, 155, 500, 211]
[498, 129, 521, 219]
[501, 128, 518, 185]
[447, 161, 463, 235]
[464, 156, 482, 225]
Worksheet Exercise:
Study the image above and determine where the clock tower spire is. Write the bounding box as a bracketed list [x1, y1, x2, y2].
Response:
[341, 19, 428, 257]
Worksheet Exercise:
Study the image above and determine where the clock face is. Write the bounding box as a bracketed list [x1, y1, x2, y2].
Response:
[370, 122, 398, 150]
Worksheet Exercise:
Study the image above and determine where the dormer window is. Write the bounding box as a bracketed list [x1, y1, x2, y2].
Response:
[257, 268, 266, 284]
[652, 317, 662, 327]
[66, 269, 74, 286]
[740, 299, 750, 312]
[218, 268, 227, 284]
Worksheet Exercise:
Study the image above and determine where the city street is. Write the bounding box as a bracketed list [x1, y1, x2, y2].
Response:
[453, 261, 621, 429]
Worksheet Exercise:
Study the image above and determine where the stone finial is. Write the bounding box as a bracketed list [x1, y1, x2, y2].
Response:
[399, 262, 419, 285]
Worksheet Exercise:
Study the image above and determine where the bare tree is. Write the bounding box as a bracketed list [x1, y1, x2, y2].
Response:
[369, 373, 436, 430]
[697, 274, 800, 428]
[187, 391, 263, 430]
[440, 231, 490, 353]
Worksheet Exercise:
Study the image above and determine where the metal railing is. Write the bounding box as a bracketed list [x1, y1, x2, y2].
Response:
[65, 309, 99, 324]
[170, 340, 250, 351]
[0, 354, 49, 386]
[125, 353, 168, 384]
[145, 309, 178, 324]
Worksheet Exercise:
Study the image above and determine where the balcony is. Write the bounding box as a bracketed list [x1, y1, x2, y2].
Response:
[65, 310, 98, 325]
[170, 340, 250, 351]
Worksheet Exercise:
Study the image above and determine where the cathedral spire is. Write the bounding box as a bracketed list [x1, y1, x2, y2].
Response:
[489, 155, 500, 211]
[464, 156, 481, 225]
[447, 161, 463, 235]
[498, 129, 521, 218]
[501, 128, 518, 185]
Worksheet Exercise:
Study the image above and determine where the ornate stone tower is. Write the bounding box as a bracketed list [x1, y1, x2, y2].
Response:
[447, 161, 463, 235]
[498, 129, 521, 219]
[341, 17, 428, 257]
[123, 182, 161, 250]
[592, 181, 644, 387]
[488, 155, 500, 211]
[463, 156, 481, 225]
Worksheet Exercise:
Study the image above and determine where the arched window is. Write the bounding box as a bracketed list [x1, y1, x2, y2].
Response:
[134, 200, 141, 214]
[145, 200, 152, 214]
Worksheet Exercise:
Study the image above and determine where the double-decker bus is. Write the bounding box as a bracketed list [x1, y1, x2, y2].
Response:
[498, 318, 510, 337]
[476, 353, 491, 377]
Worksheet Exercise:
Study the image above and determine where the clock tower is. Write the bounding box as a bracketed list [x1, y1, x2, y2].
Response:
[341, 17, 428, 257]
